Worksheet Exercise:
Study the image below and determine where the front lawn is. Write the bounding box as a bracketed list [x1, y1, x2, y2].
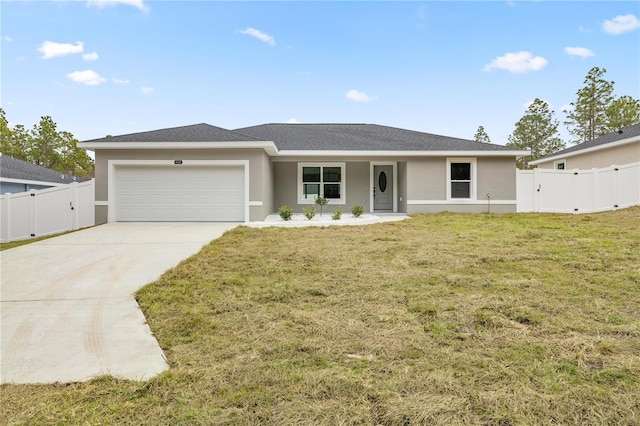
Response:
[2, 208, 639, 425]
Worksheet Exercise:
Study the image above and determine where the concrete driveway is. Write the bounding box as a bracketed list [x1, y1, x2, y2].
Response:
[0, 222, 238, 384]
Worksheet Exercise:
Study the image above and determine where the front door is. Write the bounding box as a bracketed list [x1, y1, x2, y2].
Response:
[373, 165, 393, 211]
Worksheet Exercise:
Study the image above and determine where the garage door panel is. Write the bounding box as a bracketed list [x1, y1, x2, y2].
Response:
[116, 165, 245, 222]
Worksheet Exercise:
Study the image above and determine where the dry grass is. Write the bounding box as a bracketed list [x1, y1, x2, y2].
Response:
[2, 208, 639, 425]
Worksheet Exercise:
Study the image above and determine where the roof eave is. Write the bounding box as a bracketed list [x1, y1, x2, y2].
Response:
[78, 141, 279, 156]
[0, 177, 70, 186]
[276, 149, 530, 157]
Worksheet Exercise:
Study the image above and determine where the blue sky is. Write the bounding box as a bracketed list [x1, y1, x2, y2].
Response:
[2, 1, 639, 145]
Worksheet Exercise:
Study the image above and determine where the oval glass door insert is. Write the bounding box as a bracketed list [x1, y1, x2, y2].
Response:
[378, 171, 387, 192]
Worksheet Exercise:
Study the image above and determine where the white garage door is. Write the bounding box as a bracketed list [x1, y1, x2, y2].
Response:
[116, 165, 245, 221]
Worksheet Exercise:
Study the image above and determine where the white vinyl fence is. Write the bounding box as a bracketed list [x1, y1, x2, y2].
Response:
[517, 163, 640, 214]
[0, 179, 95, 243]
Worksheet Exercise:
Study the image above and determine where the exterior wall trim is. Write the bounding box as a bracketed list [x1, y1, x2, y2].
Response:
[296, 162, 347, 205]
[106, 159, 251, 223]
[279, 150, 528, 157]
[408, 199, 516, 205]
[446, 157, 477, 201]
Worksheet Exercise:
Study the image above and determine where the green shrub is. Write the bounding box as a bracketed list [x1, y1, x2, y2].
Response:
[332, 207, 342, 220]
[303, 205, 316, 220]
[278, 205, 293, 221]
[314, 196, 329, 216]
[351, 204, 365, 217]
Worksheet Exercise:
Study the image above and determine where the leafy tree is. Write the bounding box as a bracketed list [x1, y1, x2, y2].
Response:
[473, 125, 491, 143]
[564, 67, 615, 144]
[0, 110, 94, 178]
[605, 95, 640, 132]
[507, 98, 565, 169]
[0, 108, 29, 160]
[28, 116, 65, 170]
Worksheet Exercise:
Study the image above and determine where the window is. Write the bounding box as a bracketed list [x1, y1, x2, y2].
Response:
[554, 160, 566, 170]
[298, 163, 345, 204]
[446, 158, 476, 200]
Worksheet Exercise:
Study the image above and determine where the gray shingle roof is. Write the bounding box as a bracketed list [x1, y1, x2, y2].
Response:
[83, 123, 263, 143]
[234, 123, 516, 151]
[0, 155, 84, 183]
[534, 122, 640, 161]
[81, 122, 523, 152]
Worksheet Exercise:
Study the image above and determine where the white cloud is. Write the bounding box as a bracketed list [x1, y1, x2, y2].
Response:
[602, 14, 640, 35]
[86, 0, 149, 12]
[286, 118, 302, 124]
[67, 69, 106, 86]
[564, 46, 595, 58]
[345, 89, 374, 102]
[2, 35, 13, 42]
[113, 77, 130, 85]
[83, 52, 99, 61]
[38, 41, 84, 59]
[561, 103, 575, 113]
[141, 86, 154, 94]
[240, 27, 275, 46]
[483, 51, 548, 73]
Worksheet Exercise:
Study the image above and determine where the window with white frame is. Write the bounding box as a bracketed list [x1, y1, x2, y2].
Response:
[298, 163, 345, 204]
[446, 158, 476, 200]
[554, 160, 566, 170]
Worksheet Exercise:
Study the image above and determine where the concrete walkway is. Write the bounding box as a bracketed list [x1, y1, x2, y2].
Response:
[0, 222, 238, 384]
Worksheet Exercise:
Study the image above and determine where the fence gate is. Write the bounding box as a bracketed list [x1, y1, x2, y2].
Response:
[517, 163, 639, 214]
[0, 179, 95, 243]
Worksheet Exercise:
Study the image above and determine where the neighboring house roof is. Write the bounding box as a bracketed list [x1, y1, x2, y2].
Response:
[234, 123, 516, 152]
[83, 123, 263, 143]
[80, 122, 528, 157]
[0, 155, 83, 184]
[530, 122, 640, 165]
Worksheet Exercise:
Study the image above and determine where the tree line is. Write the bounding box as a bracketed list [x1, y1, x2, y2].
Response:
[473, 67, 640, 168]
[0, 108, 94, 178]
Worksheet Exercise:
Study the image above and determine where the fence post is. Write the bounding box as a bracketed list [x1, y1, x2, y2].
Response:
[533, 168, 540, 213]
[612, 165, 619, 209]
[572, 169, 579, 214]
[1, 193, 11, 243]
[591, 168, 598, 213]
[29, 189, 37, 238]
[71, 181, 79, 230]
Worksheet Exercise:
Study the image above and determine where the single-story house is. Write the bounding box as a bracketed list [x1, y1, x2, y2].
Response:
[0, 154, 84, 195]
[78, 123, 529, 223]
[530, 123, 640, 170]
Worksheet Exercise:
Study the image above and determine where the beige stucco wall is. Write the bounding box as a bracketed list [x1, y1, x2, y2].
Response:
[259, 151, 274, 218]
[272, 161, 371, 214]
[274, 156, 518, 215]
[406, 158, 446, 201]
[272, 162, 297, 211]
[94, 148, 270, 223]
[477, 157, 517, 200]
[535, 141, 640, 170]
[406, 156, 517, 214]
[397, 161, 407, 213]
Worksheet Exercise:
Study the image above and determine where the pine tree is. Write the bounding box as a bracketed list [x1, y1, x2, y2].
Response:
[564, 67, 614, 143]
[507, 99, 565, 168]
[473, 125, 491, 143]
